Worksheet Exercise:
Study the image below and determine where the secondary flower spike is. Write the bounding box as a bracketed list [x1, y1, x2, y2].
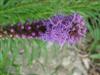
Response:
[3, 20, 45, 38]
[41, 13, 87, 45]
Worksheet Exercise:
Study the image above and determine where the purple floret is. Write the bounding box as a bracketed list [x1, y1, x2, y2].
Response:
[66, 13, 87, 44]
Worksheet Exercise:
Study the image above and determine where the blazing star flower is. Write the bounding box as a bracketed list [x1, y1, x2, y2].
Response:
[4, 13, 86, 45]
[40, 13, 87, 45]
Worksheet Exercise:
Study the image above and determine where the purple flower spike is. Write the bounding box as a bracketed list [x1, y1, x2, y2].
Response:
[5, 13, 86, 45]
[40, 13, 87, 45]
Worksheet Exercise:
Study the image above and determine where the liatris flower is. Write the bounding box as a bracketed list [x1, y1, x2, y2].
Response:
[40, 13, 87, 45]
[2, 13, 86, 45]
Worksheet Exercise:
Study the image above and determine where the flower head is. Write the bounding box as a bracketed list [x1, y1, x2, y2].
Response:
[5, 13, 86, 45]
[40, 13, 87, 45]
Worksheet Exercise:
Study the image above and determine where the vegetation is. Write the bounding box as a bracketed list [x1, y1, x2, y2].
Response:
[0, 0, 100, 74]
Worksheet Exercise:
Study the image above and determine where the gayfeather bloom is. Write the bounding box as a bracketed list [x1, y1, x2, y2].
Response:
[3, 13, 86, 45]
[40, 13, 87, 45]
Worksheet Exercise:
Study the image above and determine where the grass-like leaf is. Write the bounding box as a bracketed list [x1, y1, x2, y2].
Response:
[90, 53, 100, 59]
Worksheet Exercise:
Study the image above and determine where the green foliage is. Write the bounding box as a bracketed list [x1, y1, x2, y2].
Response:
[0, 0, 56, 25]
[90, 53, 100, 59]
[0, 38, 47, 74]
[0, 0, 100, 25]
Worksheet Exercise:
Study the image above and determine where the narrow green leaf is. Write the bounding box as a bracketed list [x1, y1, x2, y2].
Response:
[0, 52, 3, 61]
[90, 53, 100, 59]
[92, 28, 100, 41]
